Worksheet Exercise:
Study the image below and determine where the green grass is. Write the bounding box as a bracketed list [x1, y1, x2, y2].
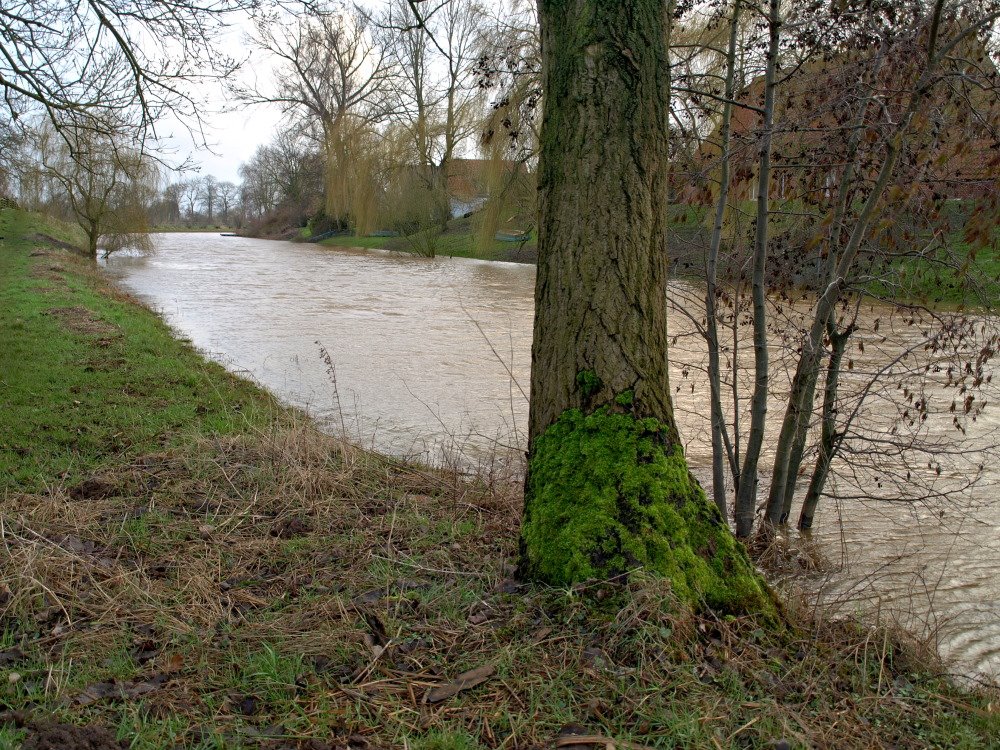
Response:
[0, 208, 279, 490]
[866, 234, 1000, 308]
[319, 215, 536, 262]
[1, 206, 997, 749]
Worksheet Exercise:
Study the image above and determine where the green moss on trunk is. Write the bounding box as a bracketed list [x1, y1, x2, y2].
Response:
[520, 408, 774, 617]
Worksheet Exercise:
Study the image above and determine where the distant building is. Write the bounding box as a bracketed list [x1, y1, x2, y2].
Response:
[445, 157, 524, 217]
[683, 36, 1000, 205]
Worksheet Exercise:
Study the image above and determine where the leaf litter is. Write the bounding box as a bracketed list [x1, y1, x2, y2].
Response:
[0, 425, 997, 748]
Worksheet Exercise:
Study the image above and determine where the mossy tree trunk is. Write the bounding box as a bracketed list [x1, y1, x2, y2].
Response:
[519, 0, 772, 617]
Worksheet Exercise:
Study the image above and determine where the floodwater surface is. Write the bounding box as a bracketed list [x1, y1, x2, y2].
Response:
[104, 233, 1000, 682]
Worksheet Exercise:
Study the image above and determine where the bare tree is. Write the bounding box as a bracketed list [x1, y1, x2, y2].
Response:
[237, 4, 396, 228]
[35, 124, 157, 257]
[238, 128, 325, 228]
[217, 181, 239, 223]
[670, 0, 1000, 537]
[382, 0, 486, 229]
[0, 0, 255, 144]
[763, 0, 1000, 528]
[178, 179, 200, 221]
[0, 117, 23, 198]
[199, 175, 219, 222]
[161, 182, 185, 224]
[472, 0, 541, 249]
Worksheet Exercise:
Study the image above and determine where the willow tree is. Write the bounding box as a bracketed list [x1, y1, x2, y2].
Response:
[517, 0, 770, 614]
[36, 125, 157, 258]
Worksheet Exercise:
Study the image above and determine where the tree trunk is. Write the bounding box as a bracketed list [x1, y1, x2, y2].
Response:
[431, 162, 452, 232]
[705, 0, 743, 520]
[734, 0, 780, 538]
[799, 321, 851, 530]
[85, 222, 99, 260]
[776, 363, 821, 522]
[518, 0, 771, 617]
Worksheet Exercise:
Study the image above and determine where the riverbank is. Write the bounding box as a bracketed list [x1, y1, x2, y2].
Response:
[312, 208, 712, 266]
[310, 205, 999, 309]
[2, 207, 998, 749]
[151, 225, 236, 234]
[316, 215, 538, 264]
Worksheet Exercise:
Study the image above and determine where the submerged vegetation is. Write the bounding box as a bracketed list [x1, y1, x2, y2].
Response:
[2, 213, 999, 749]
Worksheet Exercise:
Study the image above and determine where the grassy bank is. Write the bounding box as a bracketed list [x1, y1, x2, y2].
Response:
[313, 208, 711, 265]
[311, 204, 1000, 309]
[0, 210, 277, 490]
[317, 216, 538, 264]
[2, 207, 998, 749]
[151, 226, 235, 234]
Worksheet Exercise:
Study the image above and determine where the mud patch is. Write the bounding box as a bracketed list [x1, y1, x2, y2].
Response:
[29, 262, 69, 285]
[46, 306, 119, 338]
[30, 233, 85, 254]
[69, 476, 117, 501]
[1, 713, 126, 750]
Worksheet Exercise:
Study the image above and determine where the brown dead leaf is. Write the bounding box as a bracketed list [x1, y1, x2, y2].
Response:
[74, 682, 120, 706]
[0, 648, 25, 667]
[424, 664, 494, 703]
[530, 626, 553, 643]
[163, 653, 184, 673]
[73, 674, 168, 706]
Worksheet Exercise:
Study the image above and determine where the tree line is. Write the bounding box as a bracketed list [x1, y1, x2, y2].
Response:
[231, 0, 538, 245]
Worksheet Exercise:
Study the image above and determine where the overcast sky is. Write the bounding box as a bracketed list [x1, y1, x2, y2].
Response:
[163, 0, 385, 186]
[157, 22, 283, 185]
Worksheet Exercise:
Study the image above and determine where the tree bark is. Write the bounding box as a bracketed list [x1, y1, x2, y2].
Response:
[734, 0, 780, 538]
[524, 0, 674, 443]
[86, 226, 99, 259]
[705, 0, 743, 520]
[798, 321, 851, 530]
[518, 0, 772, 617]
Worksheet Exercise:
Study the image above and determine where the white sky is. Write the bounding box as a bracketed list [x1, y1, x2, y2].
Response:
[156, 23, 283, 185]
[161, 1, 385, 185]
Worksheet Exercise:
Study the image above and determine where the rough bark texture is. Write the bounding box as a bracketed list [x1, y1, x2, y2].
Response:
[525, 0, 675, 442]
[85, 225, 99, 259]
[519, 0, 772, 617]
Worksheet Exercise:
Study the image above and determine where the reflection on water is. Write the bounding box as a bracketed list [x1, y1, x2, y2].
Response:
[104, 233, 1000, 682]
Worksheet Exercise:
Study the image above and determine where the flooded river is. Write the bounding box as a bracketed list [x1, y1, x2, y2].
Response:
[103, 233, 1000, 683]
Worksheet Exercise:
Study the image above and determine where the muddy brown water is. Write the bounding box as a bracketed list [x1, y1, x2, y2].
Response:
[103, 233, 1000, 683]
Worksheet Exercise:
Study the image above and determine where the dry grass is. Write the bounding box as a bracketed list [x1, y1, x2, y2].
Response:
[2, 422, 998, 749]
